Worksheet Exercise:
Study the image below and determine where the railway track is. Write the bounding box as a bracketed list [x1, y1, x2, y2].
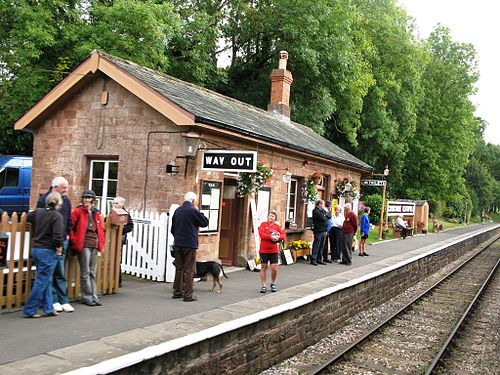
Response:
[309, 237, 500, 375]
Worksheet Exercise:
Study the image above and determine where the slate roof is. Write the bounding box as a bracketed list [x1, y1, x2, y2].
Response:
[101, 52, 373, 172]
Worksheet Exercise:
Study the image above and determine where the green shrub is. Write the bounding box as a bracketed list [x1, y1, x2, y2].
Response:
[361, 194, 382, 226]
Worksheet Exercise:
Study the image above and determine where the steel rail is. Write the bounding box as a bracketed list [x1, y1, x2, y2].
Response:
[307, 234, 500, 375]
[424, 257, 499, 374]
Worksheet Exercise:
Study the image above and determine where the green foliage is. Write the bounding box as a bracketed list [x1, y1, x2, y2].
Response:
[361, 194, 382, 226]
[0, 0, 496, 219]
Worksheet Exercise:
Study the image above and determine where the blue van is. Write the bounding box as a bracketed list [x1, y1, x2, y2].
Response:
[0, 156, 32, 214]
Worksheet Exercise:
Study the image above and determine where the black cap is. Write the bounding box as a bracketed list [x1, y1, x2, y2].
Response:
[82, 189, 96, 199]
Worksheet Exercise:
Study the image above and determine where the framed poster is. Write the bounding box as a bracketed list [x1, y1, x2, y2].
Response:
[200, 181, 222, 232]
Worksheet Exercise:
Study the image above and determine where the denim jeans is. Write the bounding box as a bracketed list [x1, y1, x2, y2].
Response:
[52, 239, 69, 304]
[23, 247, 59, 316]
[78, 247, 99, 303]
[312, 231, 326, 263]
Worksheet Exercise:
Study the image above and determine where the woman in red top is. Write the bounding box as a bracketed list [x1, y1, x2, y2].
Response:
[69, 190, 105, 307]
[258, 210, 285, 293]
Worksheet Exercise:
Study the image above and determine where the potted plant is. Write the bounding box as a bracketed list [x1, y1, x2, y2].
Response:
[288, 239, 311, 259]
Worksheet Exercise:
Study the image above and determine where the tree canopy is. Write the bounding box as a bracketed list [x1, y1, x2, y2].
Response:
[0, 0, 497, 216]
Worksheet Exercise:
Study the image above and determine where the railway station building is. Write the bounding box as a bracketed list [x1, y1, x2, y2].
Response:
[15, 50, 372, 266]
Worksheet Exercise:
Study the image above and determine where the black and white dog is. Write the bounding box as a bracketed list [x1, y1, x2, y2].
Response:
[195, 261, 228, 293]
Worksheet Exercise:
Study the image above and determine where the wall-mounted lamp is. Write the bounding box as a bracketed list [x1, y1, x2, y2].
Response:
[282, 168, 292, 183]
[176, 131, 202, 177]
[383, 165, 389, 176]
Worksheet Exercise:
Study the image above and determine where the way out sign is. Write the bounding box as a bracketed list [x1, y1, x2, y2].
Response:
[202, 150, 257, 172]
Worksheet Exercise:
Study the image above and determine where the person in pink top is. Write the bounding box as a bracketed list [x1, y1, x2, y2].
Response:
[258, 210, 285, 293]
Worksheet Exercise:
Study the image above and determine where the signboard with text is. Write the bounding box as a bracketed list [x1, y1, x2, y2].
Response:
[361, 179, 386, 187]
[387, 201, 415, 216]
[202, 150, 257, 172]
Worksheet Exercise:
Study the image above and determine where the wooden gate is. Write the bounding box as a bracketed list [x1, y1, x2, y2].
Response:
[121, 210, 170, 281]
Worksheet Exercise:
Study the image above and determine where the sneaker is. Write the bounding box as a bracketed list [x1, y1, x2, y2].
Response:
[363, 252, 369, 256]
[310, 261, 318, 266]
[62, 303, 75, 312]
[94, 301, 102, 306]
[270, 284, 278, 292]
[358, 253, 364, 256]
[183, 296, 197, 302]
[83, 301, 96, 307]
[172, 294, 183, 299]
[53, 303, 63, 312]
[317, 261, 326, 265]
[260, 286, 267, 293]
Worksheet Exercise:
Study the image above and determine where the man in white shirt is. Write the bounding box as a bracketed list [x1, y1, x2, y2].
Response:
[330, 205, 345, 263]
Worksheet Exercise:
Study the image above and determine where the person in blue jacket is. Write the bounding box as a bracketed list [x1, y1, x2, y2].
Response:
[171, 192, 209, 302]
[359, 207, 371, 257]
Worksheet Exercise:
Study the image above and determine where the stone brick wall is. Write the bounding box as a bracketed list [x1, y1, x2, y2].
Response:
[111, 228, 499, 375]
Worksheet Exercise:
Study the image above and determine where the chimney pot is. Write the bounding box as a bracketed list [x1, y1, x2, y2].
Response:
[268, 51, 293, 122]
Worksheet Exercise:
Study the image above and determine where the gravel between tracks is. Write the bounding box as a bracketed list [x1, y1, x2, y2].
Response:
[260, 241, 499, 375]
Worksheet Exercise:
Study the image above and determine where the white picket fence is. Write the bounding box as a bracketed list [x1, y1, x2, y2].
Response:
[121, 206, 177, 282]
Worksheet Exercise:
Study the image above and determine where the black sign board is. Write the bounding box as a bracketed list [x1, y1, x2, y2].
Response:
[0, 232, 8, 267]
[202, 150, 257, 172]
[361, 179, 386, 187]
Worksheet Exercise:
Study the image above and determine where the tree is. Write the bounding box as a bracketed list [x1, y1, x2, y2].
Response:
[220, 0, 374, 140]
[404, 27, 479, 208]
[336, 0, 427, 194]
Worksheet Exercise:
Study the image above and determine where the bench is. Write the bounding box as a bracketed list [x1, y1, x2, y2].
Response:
[393, 226, 414, 238]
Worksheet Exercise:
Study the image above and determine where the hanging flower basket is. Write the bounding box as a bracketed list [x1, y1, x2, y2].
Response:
[301, 172, 321, 203]
[336, 176, 359, 199]
[236, 161, 273, 197]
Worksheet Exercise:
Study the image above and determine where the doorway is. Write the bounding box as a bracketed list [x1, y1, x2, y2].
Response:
[219, 179, 241, 266]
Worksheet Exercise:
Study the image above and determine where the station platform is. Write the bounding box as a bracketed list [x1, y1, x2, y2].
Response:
[0, 223, 498, 374]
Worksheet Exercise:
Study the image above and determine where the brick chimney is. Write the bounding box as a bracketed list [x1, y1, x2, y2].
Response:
[268, 51, 293, 122]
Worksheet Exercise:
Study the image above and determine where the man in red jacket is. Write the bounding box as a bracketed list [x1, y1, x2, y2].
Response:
[341, 203, 357, 266]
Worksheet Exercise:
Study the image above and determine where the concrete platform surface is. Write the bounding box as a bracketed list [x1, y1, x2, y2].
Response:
[0, 223, 498, 374]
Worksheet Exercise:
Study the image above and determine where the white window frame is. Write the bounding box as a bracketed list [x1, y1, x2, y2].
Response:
[88, 160, 119, 216]
[286, 178, 298, 222]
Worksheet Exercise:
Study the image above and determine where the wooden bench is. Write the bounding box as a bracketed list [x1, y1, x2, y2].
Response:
[393, 226, 414, 238]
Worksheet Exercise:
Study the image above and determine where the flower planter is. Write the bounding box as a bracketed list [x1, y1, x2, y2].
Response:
[289, 247, 311, 262]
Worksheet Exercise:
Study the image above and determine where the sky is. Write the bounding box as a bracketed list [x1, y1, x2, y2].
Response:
[398, 0, 499, 145]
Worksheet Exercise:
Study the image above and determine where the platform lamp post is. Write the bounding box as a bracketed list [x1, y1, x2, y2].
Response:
[374, 165, 389, 240]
